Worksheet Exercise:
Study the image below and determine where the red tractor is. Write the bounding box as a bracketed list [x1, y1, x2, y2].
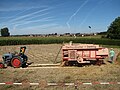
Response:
[0, 46, 28, 68]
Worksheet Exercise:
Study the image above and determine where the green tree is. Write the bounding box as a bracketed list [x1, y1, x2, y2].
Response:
[107, 17, 120, 39]
[0, 27, 10, 37]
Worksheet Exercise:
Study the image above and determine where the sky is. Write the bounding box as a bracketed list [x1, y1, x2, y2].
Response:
[0, 0, 120, 35]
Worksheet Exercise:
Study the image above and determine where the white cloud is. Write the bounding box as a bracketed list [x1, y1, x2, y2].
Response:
[18, 23, 59, 31]
[9, 7, 51, 22]
[11, 12, 50, 25]
[66, 0, 89, 29]
[14, 16, 55, 27]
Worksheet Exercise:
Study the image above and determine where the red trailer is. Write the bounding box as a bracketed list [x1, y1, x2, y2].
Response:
[62, 43, 108, 66]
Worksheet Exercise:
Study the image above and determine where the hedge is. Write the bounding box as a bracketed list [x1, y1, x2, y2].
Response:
[0, 37, 120, 46]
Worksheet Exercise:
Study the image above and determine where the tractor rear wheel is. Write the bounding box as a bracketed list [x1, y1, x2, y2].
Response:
[11, 57, 22, 68]
[0, 62, 4, 68]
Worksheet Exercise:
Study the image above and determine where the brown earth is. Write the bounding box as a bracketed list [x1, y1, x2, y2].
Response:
[0, 44, 120, 90]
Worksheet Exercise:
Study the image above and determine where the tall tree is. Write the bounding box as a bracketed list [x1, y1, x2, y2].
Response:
[0, 27, 10, 37]
[107, 17, 120, 39]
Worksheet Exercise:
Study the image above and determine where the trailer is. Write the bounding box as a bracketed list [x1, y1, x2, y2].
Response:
[62, 43, 108, 66]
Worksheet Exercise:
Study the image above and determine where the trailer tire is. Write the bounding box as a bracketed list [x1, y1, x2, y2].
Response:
[11, 57, 22, 68]
[65, 61, 69, 66]
[96, 59, 102, 66]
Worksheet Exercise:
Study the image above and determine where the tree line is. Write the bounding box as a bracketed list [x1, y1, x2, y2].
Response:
[0, 27, 10, 37]
[106, 17, 120, 39]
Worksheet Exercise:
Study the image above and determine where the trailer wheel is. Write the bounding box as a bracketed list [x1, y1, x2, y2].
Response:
[11, 57, 22, 68]
[65, 61, 69, 66]
[60, 61, 69, 66]
[96, 59, 102, 66]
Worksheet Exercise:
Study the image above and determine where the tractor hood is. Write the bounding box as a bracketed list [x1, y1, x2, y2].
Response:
[2, 53, 12, 58]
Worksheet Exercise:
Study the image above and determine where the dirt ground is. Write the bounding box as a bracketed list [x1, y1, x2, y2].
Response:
[0, 44, 62, 64]
[0, 44, 120, 90]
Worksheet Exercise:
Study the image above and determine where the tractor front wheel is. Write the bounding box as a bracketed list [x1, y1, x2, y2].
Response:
[11, 57, 22, 68]
[0, 62, 4, 68]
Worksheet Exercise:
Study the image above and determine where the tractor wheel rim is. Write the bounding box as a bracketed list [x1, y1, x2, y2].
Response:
[0, 63, 3, 68]
[12, 59, 21, 67]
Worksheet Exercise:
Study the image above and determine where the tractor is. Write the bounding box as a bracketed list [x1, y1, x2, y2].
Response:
[0, 46, 28, 68]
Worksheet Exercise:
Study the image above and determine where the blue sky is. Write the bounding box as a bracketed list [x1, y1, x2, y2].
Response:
[0, 0, 120, 35]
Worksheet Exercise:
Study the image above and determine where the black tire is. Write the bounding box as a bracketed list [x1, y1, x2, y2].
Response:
[65, 61, 69, 66]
